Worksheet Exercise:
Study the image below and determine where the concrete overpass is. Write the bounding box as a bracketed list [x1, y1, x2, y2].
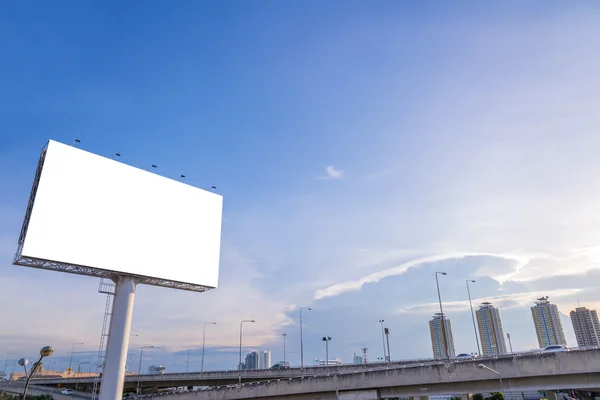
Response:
[128, 348, 600, 400]
[31, 357, 444, 391]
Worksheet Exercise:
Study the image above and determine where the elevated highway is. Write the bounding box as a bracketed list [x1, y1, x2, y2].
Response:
[129, 348, 600, 400]
[31, 357, 442, 391]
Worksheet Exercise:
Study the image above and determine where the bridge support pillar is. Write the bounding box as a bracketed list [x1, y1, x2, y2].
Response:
[546, 391, 558, 400]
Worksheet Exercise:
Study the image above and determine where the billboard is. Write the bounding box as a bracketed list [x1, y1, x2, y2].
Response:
[14, 140, 222, 291]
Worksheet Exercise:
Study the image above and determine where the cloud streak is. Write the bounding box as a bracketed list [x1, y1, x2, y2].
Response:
[396, 288, 583, 315]
[313, 252, 532, 300]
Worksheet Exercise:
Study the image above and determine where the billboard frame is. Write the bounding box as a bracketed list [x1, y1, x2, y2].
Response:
[13, 142, 215, 293]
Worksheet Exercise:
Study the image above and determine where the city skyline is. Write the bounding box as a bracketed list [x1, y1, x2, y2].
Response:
[2, 1, 600, 372]
[0, 296, 593, 375]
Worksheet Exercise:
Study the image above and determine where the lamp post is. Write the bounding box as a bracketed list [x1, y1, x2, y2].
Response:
[478, 363, 505, 396]
[322, 337, 332, 374]
[4, 353, 15, 377]
[68, 342, 84, 377]
[435, 271, 450, 360]
[282, 333, 287, 366]
[378, 319, 387, 361]
[46, 360, 56, 372]
[136, 345, 154, 394]
[507, 333, 514, 353]
[201, 322, 216, 373]
[238, 320, 255, 384]
[23, 346, 53, 400]
[300, 307, 311, 369]
[466, 279, 481, 356]
[182, 346, 190, 373]
[75, 361, 90, 394]
[18, 358, 28, 377]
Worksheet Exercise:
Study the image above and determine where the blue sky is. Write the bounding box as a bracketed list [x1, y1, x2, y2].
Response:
[2, 1, 600, 373]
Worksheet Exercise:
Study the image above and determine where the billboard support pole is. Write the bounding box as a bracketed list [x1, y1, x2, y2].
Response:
[99, 275, 138, 400]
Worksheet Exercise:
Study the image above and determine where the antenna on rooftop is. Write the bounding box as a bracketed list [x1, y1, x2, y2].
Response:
[146, 165, 158, 172]
[180, 175, 186, 181]
[111, 153, 121, 160]
[71, 139, 81, 147]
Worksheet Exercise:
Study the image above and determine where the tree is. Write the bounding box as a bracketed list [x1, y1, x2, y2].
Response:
[473, 394, 485, 400]
[486, 392, 504, 400]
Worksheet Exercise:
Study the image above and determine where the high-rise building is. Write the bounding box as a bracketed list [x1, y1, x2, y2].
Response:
[476, 302, 507, 355]
[429, 313, 455, 359]
[259, 350, 271, 369]
[570, 306, 600, 347]
[530, 296, 567, 348]
[353, 354, 363, 365]
[244, 352, 259, 370]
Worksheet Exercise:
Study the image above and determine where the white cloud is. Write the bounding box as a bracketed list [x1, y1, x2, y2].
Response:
[313, 252, 531, 300]
[318, 165, 343, 180]
[395, 288, 583, 315]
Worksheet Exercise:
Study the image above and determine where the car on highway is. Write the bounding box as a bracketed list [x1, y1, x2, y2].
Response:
[270, 361, 291, 369]
[542, 345, 569, 352]
[61, 388, 74, 394]
[455, 353, 477, 359]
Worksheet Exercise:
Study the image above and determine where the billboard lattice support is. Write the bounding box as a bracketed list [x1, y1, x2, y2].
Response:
[92, 279, 115, 400]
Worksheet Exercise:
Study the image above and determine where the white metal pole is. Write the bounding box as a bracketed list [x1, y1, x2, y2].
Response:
[99, 275, 137, 400]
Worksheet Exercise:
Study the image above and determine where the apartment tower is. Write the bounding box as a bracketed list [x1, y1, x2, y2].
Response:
[476, 302, 507, 355]
[429, 313, 456, 359]
[530, 296, 567, 348]
[570, 306, 600, 347]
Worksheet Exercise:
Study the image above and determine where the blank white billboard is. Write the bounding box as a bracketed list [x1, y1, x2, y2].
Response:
[16, 140, 222, 289]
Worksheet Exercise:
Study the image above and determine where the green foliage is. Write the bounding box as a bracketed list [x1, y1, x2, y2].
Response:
[486, 392, 504, 400]
[473, 394, 485, 400]
[450, 396, 463, 400]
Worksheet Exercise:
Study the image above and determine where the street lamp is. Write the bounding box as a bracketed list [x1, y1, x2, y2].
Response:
[378, 319, 387, 362]
[182, 346, 190, 373]
[4, 353, 15, 377]
[282, 333, 287, 366]
[201, 321, 216, 373]
[23, 346, 53, 400]
[68, 342, 84, 376]
[466, 279, 481, 356]
[300, 307, 311, 369]
[136, 345, 155, 394]
[18, 358, 28, 377]
[322, 337, 332, 374]
[75, 361, 90, 394]
[238, 320, 255, 384]
[46, 360, 56, 372]
[435, 271, 450, 360]
[478, 363, 505, 396]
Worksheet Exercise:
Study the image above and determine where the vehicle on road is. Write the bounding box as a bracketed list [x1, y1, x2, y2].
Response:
[542, 345, 569, 352]
[455, 353, 477, 359]
[61, 388, 74, 394]
[270, 361, 291, 369]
